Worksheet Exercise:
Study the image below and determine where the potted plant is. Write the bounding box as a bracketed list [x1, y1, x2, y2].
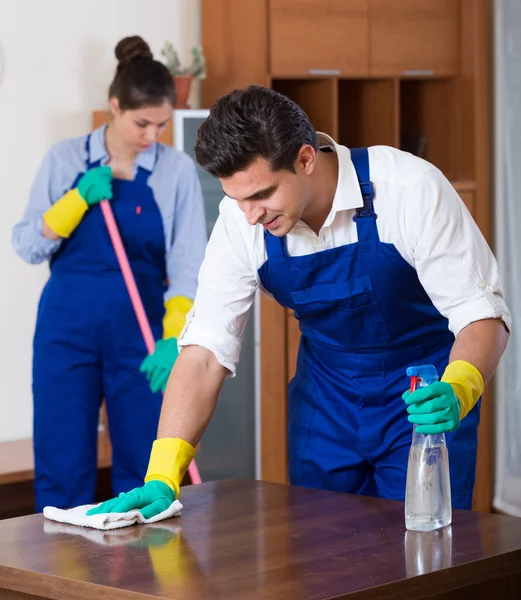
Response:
[161, 42, 207, 109]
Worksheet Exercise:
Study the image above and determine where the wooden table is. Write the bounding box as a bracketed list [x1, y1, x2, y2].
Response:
[1, 480, 521, 600]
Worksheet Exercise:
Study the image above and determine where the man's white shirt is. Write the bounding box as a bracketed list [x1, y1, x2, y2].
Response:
[179, 134, 511, 376]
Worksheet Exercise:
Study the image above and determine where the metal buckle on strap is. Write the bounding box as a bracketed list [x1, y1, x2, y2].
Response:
[353, 181, 376, 221]
[353, 209, 377, 222]
[360, 181, 375, 200]
[354, 206, 374, 217]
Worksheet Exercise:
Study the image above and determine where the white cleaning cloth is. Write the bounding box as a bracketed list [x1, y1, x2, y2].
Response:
[43, 500, 183, 531]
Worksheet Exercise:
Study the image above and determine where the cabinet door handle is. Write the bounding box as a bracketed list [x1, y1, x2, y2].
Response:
[403, 69, 434, 77]
[307, 68, 341, 76]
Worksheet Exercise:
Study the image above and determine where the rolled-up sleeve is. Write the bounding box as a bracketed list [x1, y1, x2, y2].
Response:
[178, 199, 258, 376]
[164, 160, 207, 302]
[409, 168, 511, 335]
[12, 148, 63, 264]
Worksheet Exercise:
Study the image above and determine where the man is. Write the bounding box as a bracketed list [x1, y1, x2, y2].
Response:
[90, 86, 510, 519]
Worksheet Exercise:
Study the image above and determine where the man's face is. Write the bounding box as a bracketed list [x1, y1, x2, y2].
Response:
[220, 146, 316, 237]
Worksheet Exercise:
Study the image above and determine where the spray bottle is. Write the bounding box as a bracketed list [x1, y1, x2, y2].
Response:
[405, 365, 452, 532]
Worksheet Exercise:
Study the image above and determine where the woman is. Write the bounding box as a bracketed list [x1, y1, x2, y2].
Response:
[12, 36, 207, 511]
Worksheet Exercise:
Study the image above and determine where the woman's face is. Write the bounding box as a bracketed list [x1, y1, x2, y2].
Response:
[109, 97, 172, 153]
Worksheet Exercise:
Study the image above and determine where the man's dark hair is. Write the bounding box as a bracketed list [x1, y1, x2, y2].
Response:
[195, 86, 319, 178]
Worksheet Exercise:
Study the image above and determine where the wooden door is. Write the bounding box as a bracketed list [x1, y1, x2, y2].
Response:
[370, 0, 459, 76]
[269, 0, 369, 76]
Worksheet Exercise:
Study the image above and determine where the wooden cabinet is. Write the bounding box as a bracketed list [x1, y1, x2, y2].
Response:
[370, 0, 460, 76]
[338, 79, 399, 148]
[454, 182, 477, 216]
[202, 0, 268, 106]
[269, 0, 369, 76]
[287, 310, 300, 382]
[271, 78, 339, 138]
[400, 79, 459, 180]
[206, 0, 460, 82]
[459, 191, 475, 215]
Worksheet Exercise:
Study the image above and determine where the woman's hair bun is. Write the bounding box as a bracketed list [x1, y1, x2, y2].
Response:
[115, 36, 153, 71]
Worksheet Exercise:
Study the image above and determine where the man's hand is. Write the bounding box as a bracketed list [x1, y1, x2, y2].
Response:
[86, 480, 175, 519]
[403, 382, 461, 435]
[87, 438, 195, 518]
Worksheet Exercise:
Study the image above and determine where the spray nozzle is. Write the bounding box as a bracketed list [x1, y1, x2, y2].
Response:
[406, 365, 439, 391]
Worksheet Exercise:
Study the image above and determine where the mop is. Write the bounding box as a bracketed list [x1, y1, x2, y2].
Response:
[99, 199, 202, 486]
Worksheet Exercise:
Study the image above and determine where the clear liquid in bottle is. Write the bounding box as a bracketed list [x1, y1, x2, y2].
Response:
[404, 366, 452, 532]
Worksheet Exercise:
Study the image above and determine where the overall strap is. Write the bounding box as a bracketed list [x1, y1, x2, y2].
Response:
[85, 134, 98, 170]
[135, 143, 161, 182]
[350, 147, 379, 246]
[264, 229, 290, 260]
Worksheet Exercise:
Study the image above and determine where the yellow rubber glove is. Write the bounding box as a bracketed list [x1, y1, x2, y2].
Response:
[162, 295, 194, 339]
[145, 437, 196, 499]
[140, 296, 194, 393]
[43, 188, 88, 238]
[43, 166, 113, 238]
[441, 360, 484, 419]
[87, 438, 195, 518]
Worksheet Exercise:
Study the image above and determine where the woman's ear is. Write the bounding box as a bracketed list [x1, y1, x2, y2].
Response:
[109, 97, 121, 118]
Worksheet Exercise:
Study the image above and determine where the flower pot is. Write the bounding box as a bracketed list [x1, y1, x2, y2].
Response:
[174, 75, 193, 109]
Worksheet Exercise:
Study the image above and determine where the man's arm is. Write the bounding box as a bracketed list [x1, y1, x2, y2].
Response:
[157, 345, 229, 444]
[405, 318, 509, 434]
[403, 168, 511, 434]
[449, 318, 509, 385]
[87, 202, 257, 516]
[87, 345, 229, 517]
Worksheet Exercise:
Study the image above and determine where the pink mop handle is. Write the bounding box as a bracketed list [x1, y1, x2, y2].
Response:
[100, 200, 202, 485]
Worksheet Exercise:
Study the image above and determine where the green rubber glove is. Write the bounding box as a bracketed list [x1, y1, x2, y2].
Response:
[78, 166, 113, 206]
[140, 338, 179, 393]
[403, 381, 461, 435]
[86, 480, 174, 519]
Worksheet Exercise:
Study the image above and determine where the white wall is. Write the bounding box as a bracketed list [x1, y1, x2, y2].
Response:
[0, 0, 201, 442]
